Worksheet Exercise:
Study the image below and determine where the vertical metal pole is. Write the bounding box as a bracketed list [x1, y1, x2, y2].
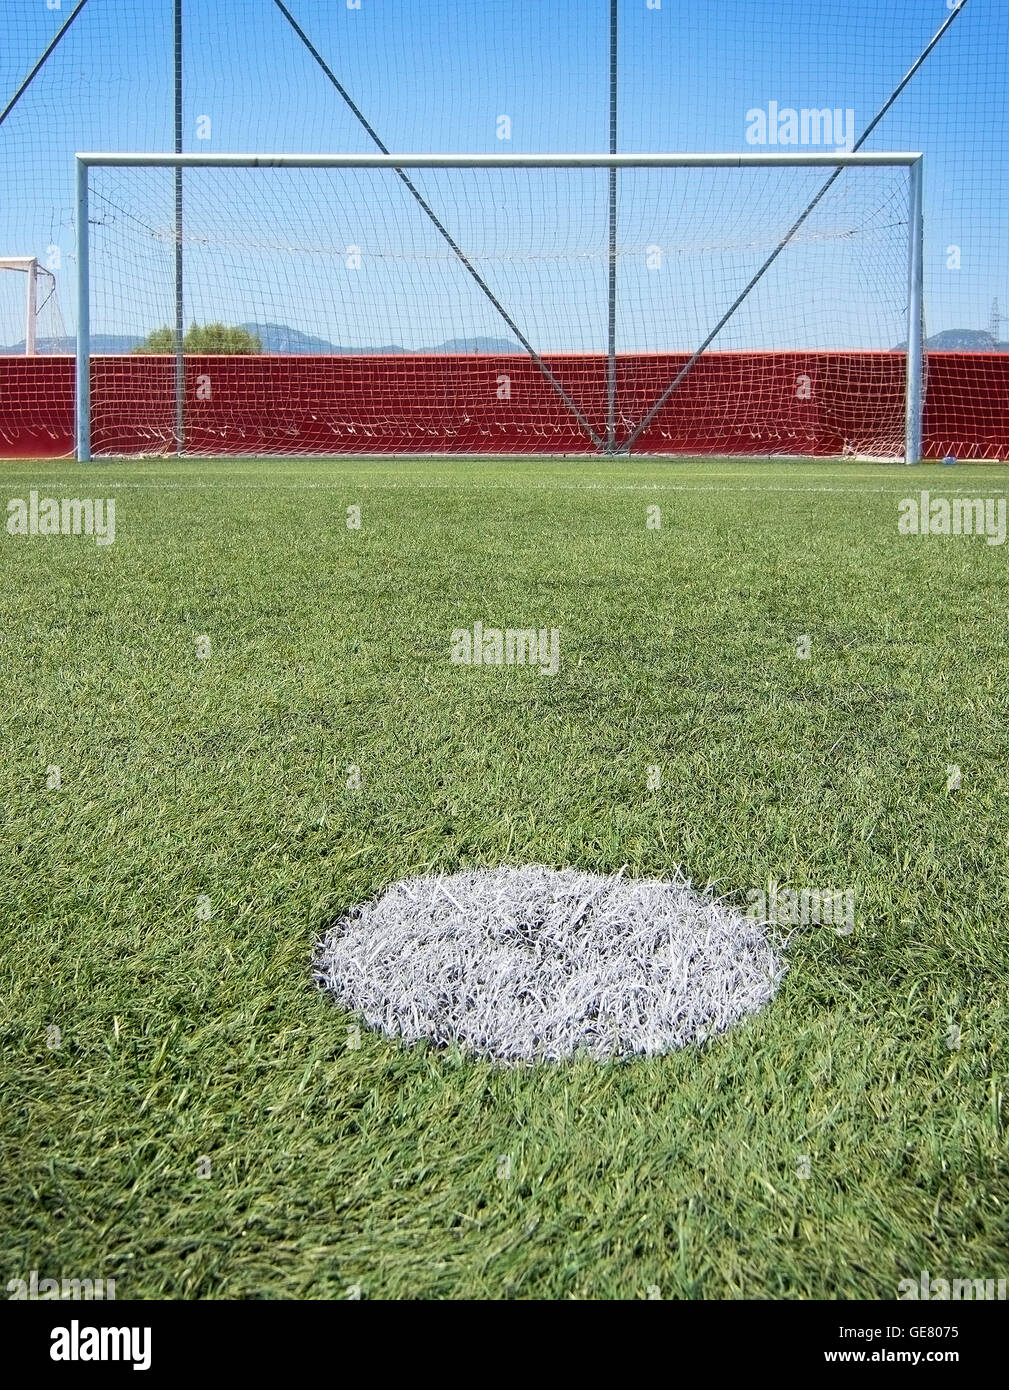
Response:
[905, 157, 924, 464]
[174, 0, 185, 456]
[76, 158, 91, 461]
[25, 258, 37, 356]
[606, 0, 618, 454]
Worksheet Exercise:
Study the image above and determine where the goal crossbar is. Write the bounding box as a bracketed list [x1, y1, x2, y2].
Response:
[74, 151, 925, 462]
[76, 151, 923, 168]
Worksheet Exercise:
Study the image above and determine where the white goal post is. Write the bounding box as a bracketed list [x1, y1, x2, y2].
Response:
[74, 151, 924, 462]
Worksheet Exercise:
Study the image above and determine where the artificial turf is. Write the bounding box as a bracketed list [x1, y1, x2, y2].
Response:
[1, 454, 1006, 1299]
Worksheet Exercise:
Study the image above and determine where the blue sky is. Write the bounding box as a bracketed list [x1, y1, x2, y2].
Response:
[0, 0, 1005, 349]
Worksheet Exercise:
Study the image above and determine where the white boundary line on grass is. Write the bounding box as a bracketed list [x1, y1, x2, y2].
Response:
[17, 479, 1009, 497]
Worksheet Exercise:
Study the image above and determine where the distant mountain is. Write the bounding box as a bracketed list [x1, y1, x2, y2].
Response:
[430, 336, 522, 354]
[1, 322, 523, 356]
[892, 329, 1009, 351]
[239, 323, 339, 354]
[0, 333, 141, 354]
[239, 323, 521, 355]
[6, 323, 1007, 357]
[7, 323, 1008, 357]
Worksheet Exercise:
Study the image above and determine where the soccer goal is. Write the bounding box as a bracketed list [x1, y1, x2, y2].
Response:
[0, 256, 60, 356]
[74, 151, 924, 462]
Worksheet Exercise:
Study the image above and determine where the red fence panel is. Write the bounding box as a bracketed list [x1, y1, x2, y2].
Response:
[0, 351, 1005, 459]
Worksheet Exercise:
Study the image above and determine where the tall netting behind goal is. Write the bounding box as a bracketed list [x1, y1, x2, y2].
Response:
[80, 159, 917, 458]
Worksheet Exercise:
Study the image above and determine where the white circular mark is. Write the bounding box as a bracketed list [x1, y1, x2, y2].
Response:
[314, 866, 783, 1064]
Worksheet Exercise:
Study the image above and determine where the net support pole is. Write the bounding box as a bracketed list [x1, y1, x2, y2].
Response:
[905, 156, 924, 465]
[174, 0, 185, 457]
[24, 258, 37, 357]
[75, 156, 91, 461]
[606, 0, 618, 454]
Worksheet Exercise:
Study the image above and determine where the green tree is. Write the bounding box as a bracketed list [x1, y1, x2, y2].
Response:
[131, 326, 175, 353]
[132, 322, 261, 354]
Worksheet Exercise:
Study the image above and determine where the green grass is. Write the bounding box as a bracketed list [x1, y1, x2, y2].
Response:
[1, 454, 1007, 1300]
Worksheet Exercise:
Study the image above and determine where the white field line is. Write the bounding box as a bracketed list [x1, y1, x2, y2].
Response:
[18, 478, 1009, 497]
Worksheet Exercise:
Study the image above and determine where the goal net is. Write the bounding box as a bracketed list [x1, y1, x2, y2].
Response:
[76, 154, 923, 460]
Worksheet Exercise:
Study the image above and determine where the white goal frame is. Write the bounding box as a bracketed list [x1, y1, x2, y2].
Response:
[74, 151, 924, 463]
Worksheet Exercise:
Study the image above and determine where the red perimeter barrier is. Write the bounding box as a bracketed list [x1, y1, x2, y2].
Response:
[0, 351, 1005, 458]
